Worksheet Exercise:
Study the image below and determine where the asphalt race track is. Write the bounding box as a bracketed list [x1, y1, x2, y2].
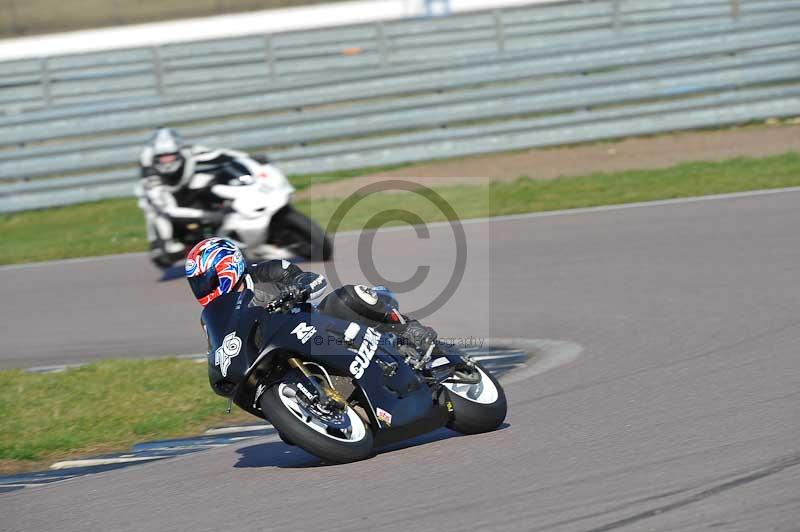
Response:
[2, 189, 799, 531]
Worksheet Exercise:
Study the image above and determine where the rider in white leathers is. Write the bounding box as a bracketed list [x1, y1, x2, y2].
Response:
[135, 127, 270, 268]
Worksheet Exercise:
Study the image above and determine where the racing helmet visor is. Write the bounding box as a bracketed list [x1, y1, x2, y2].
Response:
[188, 268, 219, 301]
[154, 152, 183, 176]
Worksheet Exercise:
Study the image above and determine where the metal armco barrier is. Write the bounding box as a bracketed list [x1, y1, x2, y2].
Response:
[1, 0, 799, 212]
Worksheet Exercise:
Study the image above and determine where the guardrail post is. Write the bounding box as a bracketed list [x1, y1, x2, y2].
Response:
[612, 0, 622, 32]
[264, 34, 276, 81]
[494, 10, 506, 53]
[376, 22, 388, 68]
[152, 46, 165, 97]
[730, 0, 740, 20]
[40, 58, 52, 106]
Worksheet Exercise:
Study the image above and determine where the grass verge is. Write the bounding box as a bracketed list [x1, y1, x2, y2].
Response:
[301, 151, 800, 230]
[0, 358, 252, 474]
[3, 151, 800, 265]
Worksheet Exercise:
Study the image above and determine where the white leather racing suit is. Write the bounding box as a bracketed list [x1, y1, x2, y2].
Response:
[135, 145, 266, 266]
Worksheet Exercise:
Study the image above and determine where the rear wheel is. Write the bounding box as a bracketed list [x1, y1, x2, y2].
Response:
[261, 381, 373, 464]
[268, 205, 333, 261]
[443, 362, 507, 435]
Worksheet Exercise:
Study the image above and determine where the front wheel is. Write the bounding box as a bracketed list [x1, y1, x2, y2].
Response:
[260, 382, 373, 464]
[268, 205, 333, 262]
[443, 362, 507, 435]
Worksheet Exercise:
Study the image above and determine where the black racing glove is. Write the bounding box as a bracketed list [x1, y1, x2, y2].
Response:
[400, 320, 438, 354]
[270, 273, 327, 311]
[294, 271, 328, 300]
[284, 283, 306, 302]
[265, 285, 304, 313]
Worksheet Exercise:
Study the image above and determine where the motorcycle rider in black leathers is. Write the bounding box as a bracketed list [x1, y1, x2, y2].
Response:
[249, 259, 437, 356]
[185, 238, 437, 364]
[136, 127, 273, 268]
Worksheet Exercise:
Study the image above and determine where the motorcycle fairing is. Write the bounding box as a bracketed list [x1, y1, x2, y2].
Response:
[202, 291, 260, 397]
[202, 291, 443, 435]
[212, 165, 295, 254]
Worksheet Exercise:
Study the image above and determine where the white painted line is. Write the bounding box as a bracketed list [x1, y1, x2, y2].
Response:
[145, 438, 258, 450]
[173, 354, 208, 363]
[174, 353, 207, 359]
[24, 364, 84, 374]
[50, 456, 167, 470]
[22, 354, 206, 372]
[0, 252, 147, 272]
[0, 479, 79, 488]
[204, 424, 272, 435]
[20, 339, 562, 482]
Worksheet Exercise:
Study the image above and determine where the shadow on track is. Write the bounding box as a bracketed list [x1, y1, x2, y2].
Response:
[158, 265, 186, 282]
[234, 440, 323, 469]
[234, 424, 509, 469]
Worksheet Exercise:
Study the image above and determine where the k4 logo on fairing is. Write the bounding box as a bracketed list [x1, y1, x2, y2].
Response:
[349, 327, 381, 379]
[215, 332, 242, 377]
[292, 322, 317, 344]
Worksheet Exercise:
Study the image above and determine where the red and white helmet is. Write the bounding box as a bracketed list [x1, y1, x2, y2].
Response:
[185, 238, 247, 307]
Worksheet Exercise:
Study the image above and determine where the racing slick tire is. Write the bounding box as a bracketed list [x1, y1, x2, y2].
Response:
[261, 382, 373, 464]
[269, 205, 333, 262]
[443, 362, 507, 435]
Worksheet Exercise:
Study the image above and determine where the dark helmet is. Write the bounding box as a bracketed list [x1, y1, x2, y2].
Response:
[143, 127, 186, 186]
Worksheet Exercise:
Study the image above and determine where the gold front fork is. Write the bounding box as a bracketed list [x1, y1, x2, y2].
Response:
[287, 357, 347, 405]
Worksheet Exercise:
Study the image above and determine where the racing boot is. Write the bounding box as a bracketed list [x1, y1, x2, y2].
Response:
[149, 239, 186, 269]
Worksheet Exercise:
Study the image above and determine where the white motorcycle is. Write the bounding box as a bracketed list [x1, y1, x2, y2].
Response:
[172, 163, 332, 263]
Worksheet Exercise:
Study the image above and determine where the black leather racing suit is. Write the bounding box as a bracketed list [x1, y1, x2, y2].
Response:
[248, 259, 326, 308]
[249, 260, 436, 353]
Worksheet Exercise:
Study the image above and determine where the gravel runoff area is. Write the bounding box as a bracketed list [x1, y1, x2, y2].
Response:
[298, 122, 800, 199]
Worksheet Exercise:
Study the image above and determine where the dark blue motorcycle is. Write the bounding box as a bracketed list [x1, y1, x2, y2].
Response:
[202, 286, 507, 464]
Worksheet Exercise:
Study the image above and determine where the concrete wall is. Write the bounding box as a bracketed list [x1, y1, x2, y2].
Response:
[0, 0, 562, 61]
